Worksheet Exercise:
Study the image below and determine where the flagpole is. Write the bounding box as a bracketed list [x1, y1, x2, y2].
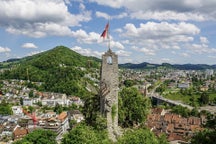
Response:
[108, 21, 110, 51]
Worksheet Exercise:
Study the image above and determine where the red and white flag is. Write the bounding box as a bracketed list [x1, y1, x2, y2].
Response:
[101, 22, 109, 39]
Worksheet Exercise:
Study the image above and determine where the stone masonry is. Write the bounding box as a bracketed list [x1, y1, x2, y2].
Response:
[100, 48, 119, 141]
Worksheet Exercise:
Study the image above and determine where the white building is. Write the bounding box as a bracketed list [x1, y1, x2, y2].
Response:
[11, 106, 23, 116]
[23, 98, 33, 106]
[41, 93, 69, 107]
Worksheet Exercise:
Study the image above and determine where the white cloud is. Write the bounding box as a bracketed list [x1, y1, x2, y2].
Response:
[71, 46, 102, 58]
[70, 29, 125, 49]
[190, 44, 208, 54]
[115, 28, 122, 33]
[121, 22, 199, 51]
[132, 46, 155, 55]
[64, 0, 71, 5]
[116, 50, 131, 57]
[71, 29, 101, 44]
[171, 51, 176, 54]
[119, 57, 133, 64]
[96, 11, 128, 20]
[79, 3, 85, 11]
[6, 23, 74, 38]
[172, 45, 180, 50]
[161, 58, 172, 63]
[96, 11, 110, 19]
[124, 22, 200, 39]
[208, 55, 216, 59]
[186, 43, 216, 55]
[89, 0, 123, 8]
[27, 50, 44, 56]
[90, 0, 216, 21]
[22, 43, 38, 49]
[140, 48, 155, 55]
[113, 12, 128, 19]
[0, 0, 91, 37]
[0, 46, 11, 53]
[181, 53, 190, 57]
[200, 36, 209, 44]
[130, 11, 207, 21]
[110, 41, 124, 49]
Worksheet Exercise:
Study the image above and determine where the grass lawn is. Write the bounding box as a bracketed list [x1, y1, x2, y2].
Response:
[163, 89, 216, 106]
[163, 89, 200, 106]
[208, 93, 216, 101]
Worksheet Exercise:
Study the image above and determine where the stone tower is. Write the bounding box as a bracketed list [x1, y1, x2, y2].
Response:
[100, 48, 119, 141]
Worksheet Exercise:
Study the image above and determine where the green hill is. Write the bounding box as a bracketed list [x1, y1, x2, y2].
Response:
[0, 46, 101, 97]
[25, 46, 100, 69]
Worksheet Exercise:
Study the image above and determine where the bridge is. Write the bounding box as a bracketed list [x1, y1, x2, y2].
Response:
[149, 93, 216, 114]
[149, 94, 193, 110]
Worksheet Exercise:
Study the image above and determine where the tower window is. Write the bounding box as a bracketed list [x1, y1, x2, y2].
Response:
[107, 56, 112, 64]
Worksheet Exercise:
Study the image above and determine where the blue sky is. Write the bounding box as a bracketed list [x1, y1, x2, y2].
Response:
[0, 0, 216, 64]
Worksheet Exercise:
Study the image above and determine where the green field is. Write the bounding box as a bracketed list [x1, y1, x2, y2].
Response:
[163, 89, 216, 107]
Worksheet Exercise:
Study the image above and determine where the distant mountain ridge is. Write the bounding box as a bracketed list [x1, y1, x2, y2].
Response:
[119, 62, 216, 70]
[1, 46, 216, 70]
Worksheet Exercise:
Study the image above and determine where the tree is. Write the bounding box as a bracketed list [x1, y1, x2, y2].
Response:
[82, 94, 100, 126]
[118, 87, 151, 127]
[200, 92, 209, 105]
[0, 80, 3, 89]
[61, 123, 110, 144]
[117, 128, 168, 144]
[54, 103, 63, 114]
[28, 106, 35, 114]
[0, 99, 12, 115]
[214, 97, 216, 104]
[205, 115, 216, 129]
[171, 105, 190, 117]
[190, 129, 216, 144]
[94, 113, 107, 131]
[13, 129, 57, 144]
[189, 95, 197, 107]
[36, 101, 42, 106]
[123, 80, 136, 87]
[191, 107, 199, 117]
[20, 97, 23, 106]
[29, 90, 34, 98]
[158, 134, 169, 144]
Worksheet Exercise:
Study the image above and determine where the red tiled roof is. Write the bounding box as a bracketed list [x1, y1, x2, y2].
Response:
[168, 133, 185, 141]
[58, 111, 67, 122]
[172, 114, 181, 123]
[151, 108, 163, 114]
[164, 113, 172, 123]
[166, 123, 174, 133]
[13, 127, 28, 138]
[147, 114, 161, 122]
[188, 117, 201, 125]
[190, 125, 202, 132]
[180, 117, 188, 124]
[146, 110, 203, 143]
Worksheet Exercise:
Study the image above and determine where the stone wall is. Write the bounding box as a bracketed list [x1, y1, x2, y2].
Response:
[100, 49, 119, 141]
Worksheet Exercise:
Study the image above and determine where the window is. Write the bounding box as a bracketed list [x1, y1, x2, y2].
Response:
[107, 56, 112, 64]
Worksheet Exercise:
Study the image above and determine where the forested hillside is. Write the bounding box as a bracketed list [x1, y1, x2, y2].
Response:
[0, 46, 101, 97]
